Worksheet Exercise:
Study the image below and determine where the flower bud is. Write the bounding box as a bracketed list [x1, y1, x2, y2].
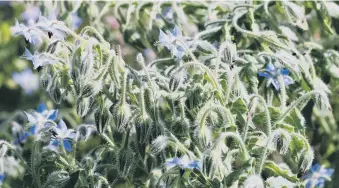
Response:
[299, 147, 314, 173]
[76, 98, 90, 118]
[218, 41, 237, 64]
[116, 147, 136, 178]
[272, 129, 291, 155]
[111, 103, 132, 133]
[94, 107, 111, 134]
[135, 117, 153, 144]
[81, 80, 102, 98]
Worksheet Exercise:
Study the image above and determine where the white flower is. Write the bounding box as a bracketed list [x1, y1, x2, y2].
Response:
[36, 14, 68, 40]
[22, 47, 57, 69]
[10, 19, 43, 44]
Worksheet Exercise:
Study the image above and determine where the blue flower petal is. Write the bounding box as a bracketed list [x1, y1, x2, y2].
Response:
[166, 157, 181, 167]
[48, 110, 58, 120]
[283, 76, 294, 86]
[187, 160, 201, 169]
[63, 139, 72, 152]
[305, 180, 313, 188]
[272, 79, 280, 90]
[280, 69, 290, 75]
[24, 47, 34, 61]
[159, 29, 167, 43]
[57, 119, 67, 131]
[0, 174, 5, 182]
[37, 103, 47, 113]
[266, 63, 276, 72]
[51, 139, 59, 147]
[315, 178, 325, 187]
[258, 72, 271, 79]
[172, 26, 182, 37]
[325, 168, 334, 177]
[29, 125, 37, 134]
[19, 132, 30, 143]
[312, 164, 321, 172]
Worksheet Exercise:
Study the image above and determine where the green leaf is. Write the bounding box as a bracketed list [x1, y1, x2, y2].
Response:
[224, 158, 254, 186]
[231, 98, 248, 114]
[263, 161, 299, 182]
[284, 108, 305, 132]
[276, 123, 295, 133]
[252, 106, 280, 125]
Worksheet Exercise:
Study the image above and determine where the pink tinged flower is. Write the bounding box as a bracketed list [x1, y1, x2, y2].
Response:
[105, 16, 120, 30]
[144, 49, 157, 62]
[12, 68, 39, 94]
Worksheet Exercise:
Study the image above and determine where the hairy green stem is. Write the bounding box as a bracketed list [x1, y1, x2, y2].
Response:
[278, 75, 287, 111]
[276, 90, 321, 124]
[250, 95, 272, 136]
[217, 132, 250, 161]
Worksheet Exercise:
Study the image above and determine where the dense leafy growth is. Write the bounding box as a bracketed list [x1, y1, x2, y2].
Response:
[1, 1, 339, 187]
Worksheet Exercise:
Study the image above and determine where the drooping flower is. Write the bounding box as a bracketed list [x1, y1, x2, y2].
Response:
[165, 155, 202, 170]
[36, 14, 68, 40]
[22, 47, 57, 69]
[12, 68, 39, 94]
[10, 19, 43, 44]
[47, 120, 76, 152]
[158, 26, 187, 61]
[24, 103, 58, 135]
[258, 63, 294, 90]
[71, 12, 83, 30]
[303, 164, 334, 188]
[21, 4, 40, 22]
[11, 12, 68, 43]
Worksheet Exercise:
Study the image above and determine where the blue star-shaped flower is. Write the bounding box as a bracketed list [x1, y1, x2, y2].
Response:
[158, 26, 185, 61]
[303, 164, 334, 188]
[25, 103, 58, 135]
[165, 156, 202, 170]
[258, 63, 294, 90]
[47, 120, 76, 152]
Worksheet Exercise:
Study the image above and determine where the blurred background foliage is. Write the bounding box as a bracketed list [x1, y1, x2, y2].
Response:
[1, 1, 339, 187]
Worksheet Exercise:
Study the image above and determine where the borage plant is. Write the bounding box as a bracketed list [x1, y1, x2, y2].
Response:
[0, 1, 337, 188]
